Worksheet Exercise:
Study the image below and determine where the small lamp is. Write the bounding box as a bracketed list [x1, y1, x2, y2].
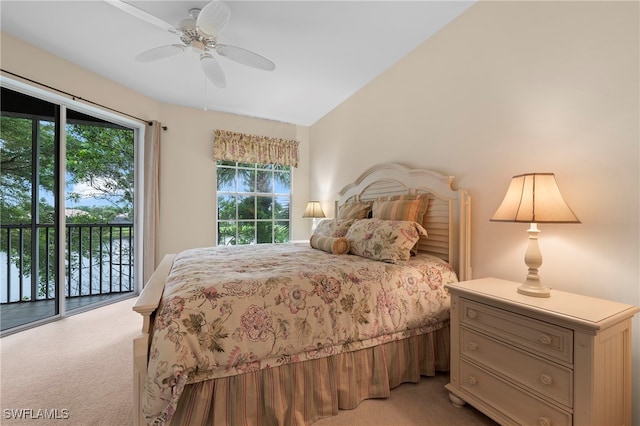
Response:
[491, 173, 580, 297]
[303, 201, 326, 230]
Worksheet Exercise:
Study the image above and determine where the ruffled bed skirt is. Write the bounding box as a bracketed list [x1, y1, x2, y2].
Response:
[168, 324, 450, 426]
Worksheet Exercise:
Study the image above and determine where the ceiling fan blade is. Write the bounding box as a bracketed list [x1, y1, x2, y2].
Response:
[135, 45, 186, 62]
[201, 53, 227, 88]
[215, 44, 276, 71]
[105, 0, 180, 34]
[196, 1, 231, 37]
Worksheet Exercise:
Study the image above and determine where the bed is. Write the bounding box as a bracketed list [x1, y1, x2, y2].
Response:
[132, 162, 471, 426]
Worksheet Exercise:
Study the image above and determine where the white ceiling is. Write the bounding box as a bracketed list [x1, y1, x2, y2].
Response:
[0, 1, 475, 126]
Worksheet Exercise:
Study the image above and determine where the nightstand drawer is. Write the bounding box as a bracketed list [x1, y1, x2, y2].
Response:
[460, 298, 573, 364]
[460, 360, 572, 426]
[461, 327, 573, 407]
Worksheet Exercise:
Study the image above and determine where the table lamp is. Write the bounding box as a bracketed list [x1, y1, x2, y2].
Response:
[491, 173, 580, 297]
[303, 201, 325, 231]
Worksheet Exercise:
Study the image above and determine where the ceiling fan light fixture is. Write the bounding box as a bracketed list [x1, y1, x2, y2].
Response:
[190, 39, 207, 54]
[197, 1, 231, 37]
[179, 17, 196, 32]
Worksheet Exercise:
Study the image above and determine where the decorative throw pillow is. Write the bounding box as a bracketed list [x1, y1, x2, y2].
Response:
[346, 218, 428, 264]
[337, 201, 373, 220]
[372, 195, 429, 223]
[310, 234, 350, 255]
[372, 195, 430, 255]
[313, 219, 355, 238]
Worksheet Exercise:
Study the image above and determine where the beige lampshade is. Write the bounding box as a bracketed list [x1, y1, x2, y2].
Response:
[491, 173, 580, 223]
[303, 201, 326, 218]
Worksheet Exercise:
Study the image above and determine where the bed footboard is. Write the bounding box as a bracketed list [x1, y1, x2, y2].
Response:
[132, 254, 175, 426]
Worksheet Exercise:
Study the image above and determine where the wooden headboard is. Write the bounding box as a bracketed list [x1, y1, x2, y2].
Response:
[337, 162, 471, 281]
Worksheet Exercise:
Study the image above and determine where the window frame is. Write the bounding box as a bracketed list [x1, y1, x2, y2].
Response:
[216, 161, 292, 245]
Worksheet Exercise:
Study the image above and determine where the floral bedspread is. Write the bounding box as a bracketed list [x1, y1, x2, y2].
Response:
[143, 243, 456, 424]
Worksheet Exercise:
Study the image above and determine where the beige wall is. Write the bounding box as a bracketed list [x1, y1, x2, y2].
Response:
[0, 33, 161, 123]
[309, 1, 639, 422]
[0, 32, 311, 258]
[155, 103, 310, 255]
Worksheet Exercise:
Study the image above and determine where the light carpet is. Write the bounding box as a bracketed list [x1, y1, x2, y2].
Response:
[0, 298, 495, 426]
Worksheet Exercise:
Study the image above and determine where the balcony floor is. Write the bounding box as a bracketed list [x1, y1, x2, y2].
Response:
[1, 292, 135, 332]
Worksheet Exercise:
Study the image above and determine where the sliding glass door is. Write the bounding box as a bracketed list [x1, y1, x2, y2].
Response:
[1, 87, 138, 334]
[64, 109, 135, 313]
[0, 90, 60, 330]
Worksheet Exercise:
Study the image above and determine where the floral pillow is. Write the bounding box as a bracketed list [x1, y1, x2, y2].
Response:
[372, 195, 430, 255]
[337, 201, 373, 220]
[310, 234, 350, 255]
[346, 218, 428, 264]
[313, 219, 355, 238]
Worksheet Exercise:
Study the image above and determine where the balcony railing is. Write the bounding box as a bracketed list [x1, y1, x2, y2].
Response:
[1, 223, 134, 306]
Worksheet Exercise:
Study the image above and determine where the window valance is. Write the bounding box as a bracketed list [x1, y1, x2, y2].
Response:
[213, 129, 299, 168]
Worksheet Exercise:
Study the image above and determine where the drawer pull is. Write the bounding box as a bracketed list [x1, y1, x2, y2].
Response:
[467, 309, 478, 319]
[538, 334, 552, 345]
[537, 416, 552, 426]
[540, 374, 553, 385]
[467, 375, 478, 386]
[468, 341, 479, 351]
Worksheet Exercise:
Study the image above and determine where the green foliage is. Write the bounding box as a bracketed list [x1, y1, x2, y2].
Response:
[1, 114, 134, 302]
[65, 123, 134, 208]
[216, 162, 291, 245]
[1, 116, 134, 224]
[1, 117, 56, 220]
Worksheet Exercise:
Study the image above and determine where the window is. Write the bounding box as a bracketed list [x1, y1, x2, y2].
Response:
[216, 161, 291, 245]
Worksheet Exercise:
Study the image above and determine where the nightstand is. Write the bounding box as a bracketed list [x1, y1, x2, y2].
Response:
[445, 277, 639, 426]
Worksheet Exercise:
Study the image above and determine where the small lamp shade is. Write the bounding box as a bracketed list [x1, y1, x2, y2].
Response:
[491, 173, 580, 298]
[491, 173, 580, 223]
[303, 201, 326, 219]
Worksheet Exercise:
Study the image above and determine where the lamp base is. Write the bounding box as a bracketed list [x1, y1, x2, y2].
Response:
[517, 280, 551, 298]
[518, 223, 551, 298]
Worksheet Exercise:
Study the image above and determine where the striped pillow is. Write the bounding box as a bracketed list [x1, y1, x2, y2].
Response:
[372, 195, 430, 255]
[310, 235, 350, 255]
[372, 196, 428, 223]
[337, 201, 373, 220]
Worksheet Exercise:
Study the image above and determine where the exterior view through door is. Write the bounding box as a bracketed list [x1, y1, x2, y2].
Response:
[1, 87, 136, 334]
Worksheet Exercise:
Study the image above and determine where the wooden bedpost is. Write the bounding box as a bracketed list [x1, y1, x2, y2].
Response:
[132, 254, 175, 426]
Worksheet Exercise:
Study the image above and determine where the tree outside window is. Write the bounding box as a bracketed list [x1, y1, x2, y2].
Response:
[216, 161, 291, 245]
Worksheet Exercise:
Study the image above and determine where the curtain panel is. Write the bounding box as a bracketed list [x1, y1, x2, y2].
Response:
[143, 121, 161, 284]
[213, 129, 299, 167]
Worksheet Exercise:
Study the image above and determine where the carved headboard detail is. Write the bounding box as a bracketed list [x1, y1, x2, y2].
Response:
[337, 162, 471, 281]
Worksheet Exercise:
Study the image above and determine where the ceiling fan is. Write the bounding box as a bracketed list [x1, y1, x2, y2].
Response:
[106, 0, 276, 88]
